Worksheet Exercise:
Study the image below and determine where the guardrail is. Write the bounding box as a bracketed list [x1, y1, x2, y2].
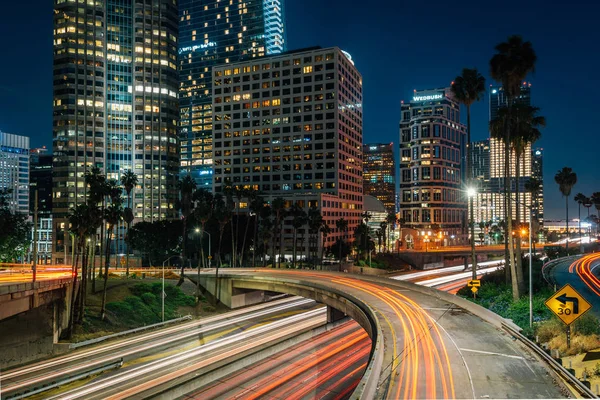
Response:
[69, 315, 192, 349]
[5, 358, 124, 400]
[502, 322, 597, 398]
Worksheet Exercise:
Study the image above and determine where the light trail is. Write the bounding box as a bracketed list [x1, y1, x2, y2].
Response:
[1, 297, 314, 396]
[570, 253, 600, 296]
[391, 260, 504, 282]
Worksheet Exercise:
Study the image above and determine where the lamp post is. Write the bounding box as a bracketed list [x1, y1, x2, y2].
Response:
[161, 255, 182, 322]
[194, 228, 211, 300]
[467, 187, 478, 280]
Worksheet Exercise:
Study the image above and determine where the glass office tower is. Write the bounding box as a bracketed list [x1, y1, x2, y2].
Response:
[363, 143, 396, 214]
[52, 0, 179, 263]
[179, 0, 286, 187]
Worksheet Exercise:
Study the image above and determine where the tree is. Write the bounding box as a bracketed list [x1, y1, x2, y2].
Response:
[127, 220, 182, 266]
[0, 190, 31, 262]
[120, 170, 138, 278]
[289, 203, 307, 269]
[379, 222, 388, 253]
[490, 35, 537, 301]
[177, 175, 197, 285]
[100, 191, 124, 321]
[335, 218, 349, 262]
[574, 193, 587, 239]
[84, 167, 108, 292]
[249, 194, 265, 268]
[330, 239, 351, 262]
[452, 68, 486, 278]
[307, 206, 324, 268]
[271, 197, 286, 268]
[591, 193, 600, 236]
[554, 167, 577, 252]
[320, 222, 332, 269]
[257, 203, 272, 267]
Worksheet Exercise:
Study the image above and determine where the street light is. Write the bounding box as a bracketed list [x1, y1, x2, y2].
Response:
[194, 228, 212, 300]
[467, 187, 478, 280]
[161, 255, 182, 322]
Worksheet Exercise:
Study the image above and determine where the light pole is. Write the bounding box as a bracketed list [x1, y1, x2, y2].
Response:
[161, 255, 181, 322]
[467, 187, 478, 280]
[194, 228, 211, 301]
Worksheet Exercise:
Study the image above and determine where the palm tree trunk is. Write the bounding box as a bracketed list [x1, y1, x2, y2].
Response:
[252, 215, 258, 268]
[292, 228, 297, 269]
[100, 229, 111, 320]
[67, 240, 80, 338]
[179, 218, 187, 286]
[278, 219, 284, 268]
[505, 131, 519, 300]
[125, 220, 130, 279]
[241, 214, 251, 268]
[566, 197, 569, 252]
[515, 153, 524, 294]
[230, 217, 235, 268]
[321, 235, 326, 270]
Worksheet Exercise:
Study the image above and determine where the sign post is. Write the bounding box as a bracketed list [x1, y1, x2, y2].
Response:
[467, 279, 480, 299]
[544, 284, 592, 349]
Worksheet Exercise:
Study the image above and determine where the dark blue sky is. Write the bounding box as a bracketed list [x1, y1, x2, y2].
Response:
[1, 0, 598, 220]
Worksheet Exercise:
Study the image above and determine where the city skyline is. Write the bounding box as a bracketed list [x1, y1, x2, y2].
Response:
[1, 0, 599, 220]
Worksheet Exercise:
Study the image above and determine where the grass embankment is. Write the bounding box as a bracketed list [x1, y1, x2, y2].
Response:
[71, 276, 224, 342]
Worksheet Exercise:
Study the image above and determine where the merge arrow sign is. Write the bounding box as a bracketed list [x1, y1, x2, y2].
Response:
[555, 293, 579, 314]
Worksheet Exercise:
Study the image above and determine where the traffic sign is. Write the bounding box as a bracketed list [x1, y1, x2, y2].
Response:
[545, 284, 592, 325]
[470, 287, 478, 294]
[467, 279, 481, 287]
[208, 256, 212, 260]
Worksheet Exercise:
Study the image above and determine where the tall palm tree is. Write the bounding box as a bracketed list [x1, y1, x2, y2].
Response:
[452, 68, 486, 278]
[490, 35, 537, 301]
[85, 167, 107, 293]
[397, 217, 406, 250]
[240, 189, 258, 268]
[510, 105, 545, 284]
[385, 212, 397, 252]
[525, 178, 542, 253]
[583, 196, 593, 237]
[554, 167, 577, 251]
[100, 195, 124, 321]
[249, 193, 264, 268]
[271, 197, 286, 268]
[335, 218, 349, 263]
[361, 212, 372, 261]
[120, 170, 138, 278]
[379, 221, 388, 253]
[590, 193, 600, 236]
[320, 222, 331, 269]
[289, 204, 307, 269]
[574, 193, 587, 239]
[307, 206, 324, 268]
[177, 175, 197, 284]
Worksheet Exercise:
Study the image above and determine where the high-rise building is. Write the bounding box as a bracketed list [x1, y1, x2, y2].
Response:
[212, 47, 363, 253]
[531, 147, 544, 225]
[399, 88, 467, 240]
[52, 0, 180, 262]
[29, 148, 54, 264]
[0, 131, 29, 215]
[363, 143, 395, 214]
[179, 0, 286, 187]
[489, 83, 531, 121]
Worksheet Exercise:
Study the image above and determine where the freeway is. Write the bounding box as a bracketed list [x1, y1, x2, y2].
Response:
[184, 320, 370, 400]
[392, 260, 505, 294]
[0, 266, 72, 285]
[1, 296, 321, 400]
[544, 253, 600, 317]
[199, 269, 565, 399]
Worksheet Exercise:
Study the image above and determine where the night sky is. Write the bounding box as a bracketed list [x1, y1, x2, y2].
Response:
[1, 0, 598, 220]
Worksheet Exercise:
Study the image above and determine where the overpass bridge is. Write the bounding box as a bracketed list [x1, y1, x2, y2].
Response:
[195, 269, 564, 399]
[396, 245, 506, 269]
[0, 277, 74, 367]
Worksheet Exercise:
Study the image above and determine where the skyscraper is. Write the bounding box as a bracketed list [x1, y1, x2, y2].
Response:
[179, 0, 286, 187]
[30, 148, 53, 264]
[399, 88, 467, 240]
[0, 131, 29, 215]
[211, 47, 363, 253]
[363, 143, 395, 214]
[52, 0, 180, 263]
[531, 147, 544, 225]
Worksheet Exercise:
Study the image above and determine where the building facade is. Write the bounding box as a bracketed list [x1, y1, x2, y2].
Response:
[211, 47, 363, 253]
[399, 88, 467, 240]
[30, 148, 53, 264]
[363, 143, 395, 214]
[52, 0, 180, 262]
[179, 0, 286, 187]
[0, 131, 29, 215]
[531, 147, 544, 225]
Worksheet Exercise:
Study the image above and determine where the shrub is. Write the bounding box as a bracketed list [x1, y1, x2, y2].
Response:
[140, 292, 157, 306]
[573, 314, 600, 336]
[536, 317, 565, 343]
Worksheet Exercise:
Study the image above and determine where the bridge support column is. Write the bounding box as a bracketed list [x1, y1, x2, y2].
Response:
[327, 306, 346, 323]
[464, 256, 469, 270]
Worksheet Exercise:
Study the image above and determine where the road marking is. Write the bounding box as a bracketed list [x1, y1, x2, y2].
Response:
[458, 348, 524, 360]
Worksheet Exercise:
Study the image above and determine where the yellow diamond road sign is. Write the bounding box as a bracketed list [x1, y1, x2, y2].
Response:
[545, 284, 592, 326]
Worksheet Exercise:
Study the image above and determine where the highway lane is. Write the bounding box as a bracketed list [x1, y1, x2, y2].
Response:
[0, 267, 72, 285]
[182, 320, 370, 400]
[546, 253, 600, 317]
[43, 309, 328, 400]
[1, 296, 320, 399]
[198, 269, 565, 399]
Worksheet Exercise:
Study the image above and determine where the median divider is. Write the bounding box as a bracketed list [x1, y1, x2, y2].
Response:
[69, 315, 192, 349]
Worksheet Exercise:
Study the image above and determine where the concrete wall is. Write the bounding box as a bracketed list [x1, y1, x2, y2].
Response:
[0, 301, 69, 368]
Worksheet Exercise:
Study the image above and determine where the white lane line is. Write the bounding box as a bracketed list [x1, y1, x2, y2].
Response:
[433, 316, 476, 400]
[458, 348, 524, 360]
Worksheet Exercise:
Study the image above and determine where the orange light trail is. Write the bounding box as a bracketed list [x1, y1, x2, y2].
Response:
[571, 253, 600, 296]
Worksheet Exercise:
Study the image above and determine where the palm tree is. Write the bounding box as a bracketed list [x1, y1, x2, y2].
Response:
[248, 193, 264, 268]
[452, 68, 486, 278]
[100, 196, 124, 321]
[177, 175, 197, 284]
[385, 212, 397, 252]
[525, 178, 542, 253]
[271, 197, 286, 268]
[554, 167, 577, 251]
[510, 105, 545, 285]
[240, 189, 258, 268]
[361, 212, 372, 261]
[120, 170, 138, 278]
[379, 221, 388, 253]
[583, 196, 593, 238]
[397, 217, 406, 250]
[490, 35, 537, 301]
[85, 167, 107, 293]
[590, 193, 600, 237]
[335, 218, 349, 263]
[320, 222, 331, 269]
[574, 193, 587, 239]
[307, 206, 324, 268]
[289, 204, 307, 269]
